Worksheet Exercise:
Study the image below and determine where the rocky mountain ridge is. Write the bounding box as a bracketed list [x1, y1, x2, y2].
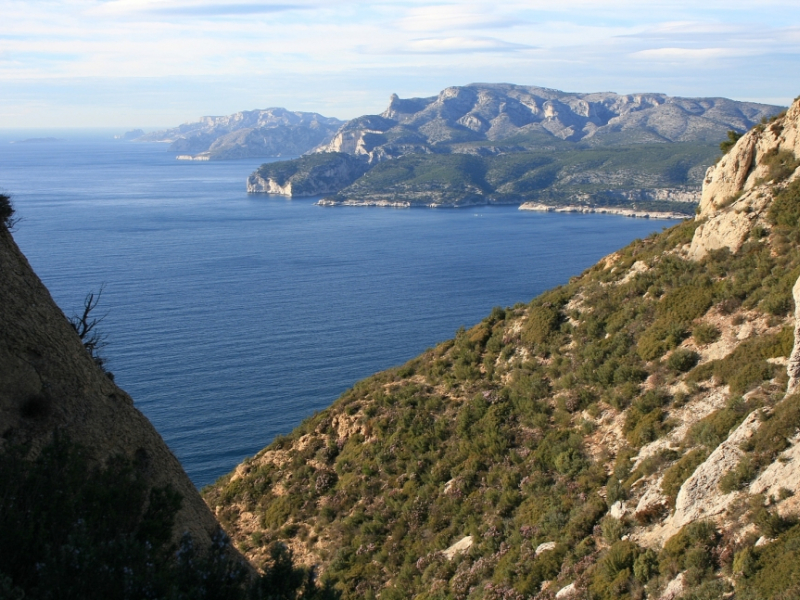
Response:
[210, 97, 800, 599]
[316, 85, 780, 163]
[139, 107, 343, 160]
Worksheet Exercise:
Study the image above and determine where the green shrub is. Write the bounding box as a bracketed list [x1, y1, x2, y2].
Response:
[638, 319, 687, 360]
[735, 524, 800, 599]
[686, 398, 754, 449]
[623, 390, 672, 447]
[687, 333, 784, 394]
[0, 194, 14, 228]
[657, 285, 714, 322]
[760, 148, 800, 183]
[522, 304, 560, 346]
[601, 516, 625, 543]
[719, 456, 755, 493]
[769, 179, 800, 228]
[692, 322, 720, 345]
[740, 394, 800, 475]
[667, 349, 699, 372]
[659, 521, 719, 579]
[719, 130, 742, 155]
[589, 541, 641, 600]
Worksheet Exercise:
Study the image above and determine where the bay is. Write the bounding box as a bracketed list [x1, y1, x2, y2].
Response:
[0, 132, 669, 487]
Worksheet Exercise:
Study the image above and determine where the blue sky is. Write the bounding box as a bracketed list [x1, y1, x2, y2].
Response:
[2, 0, 800, 128]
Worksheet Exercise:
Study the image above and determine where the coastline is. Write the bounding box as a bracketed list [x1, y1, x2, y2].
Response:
[518, 202, 692, 220]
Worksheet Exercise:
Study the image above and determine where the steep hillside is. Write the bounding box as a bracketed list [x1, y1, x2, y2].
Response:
[209, 98, 800, 600]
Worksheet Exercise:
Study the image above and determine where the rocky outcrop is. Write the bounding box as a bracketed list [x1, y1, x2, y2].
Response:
[689, 101, 800, 260]
[672, 411, 762, 527]
[0, 226, 220, 548]
[787, 275, 800, 393]
[699, 101, 800, 217]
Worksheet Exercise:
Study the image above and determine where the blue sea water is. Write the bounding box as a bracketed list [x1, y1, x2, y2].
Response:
[0, 132, 669, 488]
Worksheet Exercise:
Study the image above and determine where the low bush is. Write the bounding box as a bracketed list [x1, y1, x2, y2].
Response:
[692, 322, 720, 345]
[740, 394, 800, 475]
[760, 148, 800, 184]
[719, 130, 743, 155]
[0, 194, 13, 228]
[735, 524, 800, 599]
[667, 349, 699, 372]
[623, 390, 672, 447]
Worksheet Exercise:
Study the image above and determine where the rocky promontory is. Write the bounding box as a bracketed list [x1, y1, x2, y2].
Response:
[247, 152, 368, 197]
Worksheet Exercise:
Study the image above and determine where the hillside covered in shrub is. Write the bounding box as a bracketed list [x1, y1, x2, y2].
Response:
[207, 97, 800, 600]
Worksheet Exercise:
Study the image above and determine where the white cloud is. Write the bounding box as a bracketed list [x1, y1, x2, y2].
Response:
[631, 47, 761, 61]
[388, 36, 535, 54]
[1, 0, 800, 126]
[395, 5, 521, 32]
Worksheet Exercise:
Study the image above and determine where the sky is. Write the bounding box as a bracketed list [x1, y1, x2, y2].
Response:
[2, 0, 800, 129]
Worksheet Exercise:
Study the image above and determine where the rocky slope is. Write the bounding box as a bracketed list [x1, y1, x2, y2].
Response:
[211, 98, 800, 600]
[140, 108, 343, 160]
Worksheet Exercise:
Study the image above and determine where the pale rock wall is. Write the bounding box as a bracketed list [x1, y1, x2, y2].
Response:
[787, 275, 800, 393]
[672, 411, 761, 528]
[699, 100, 800, 217]
[247, 173, 292, 194]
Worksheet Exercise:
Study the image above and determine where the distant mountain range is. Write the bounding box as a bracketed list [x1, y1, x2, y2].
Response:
[315, 84, 781, 161]
[137, 108, 343, 160]
[138, 84, 784, 211]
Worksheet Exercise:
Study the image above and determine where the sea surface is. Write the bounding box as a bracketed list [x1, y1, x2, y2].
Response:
[0, 131, 670, 488]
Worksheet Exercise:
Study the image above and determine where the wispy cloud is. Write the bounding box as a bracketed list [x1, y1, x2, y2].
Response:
[631, 47, 760, 61]
[2, 0, 800, 126]
[395, 5, 522, 32]
[390, 36, 535, 54]
[92, 0, 311, 18]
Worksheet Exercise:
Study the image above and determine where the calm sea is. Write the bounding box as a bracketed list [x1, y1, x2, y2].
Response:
[0, 132, 669, 487]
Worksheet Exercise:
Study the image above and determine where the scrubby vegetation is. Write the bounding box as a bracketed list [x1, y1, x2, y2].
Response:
[331, 143, 714, 211]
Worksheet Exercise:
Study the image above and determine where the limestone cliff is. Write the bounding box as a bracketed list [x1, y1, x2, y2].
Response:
[247, 152, 368, 197]
[251, 84, 782, 210]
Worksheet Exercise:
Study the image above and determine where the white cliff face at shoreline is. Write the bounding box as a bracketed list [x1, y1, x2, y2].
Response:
[518, 202, 690, 220]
